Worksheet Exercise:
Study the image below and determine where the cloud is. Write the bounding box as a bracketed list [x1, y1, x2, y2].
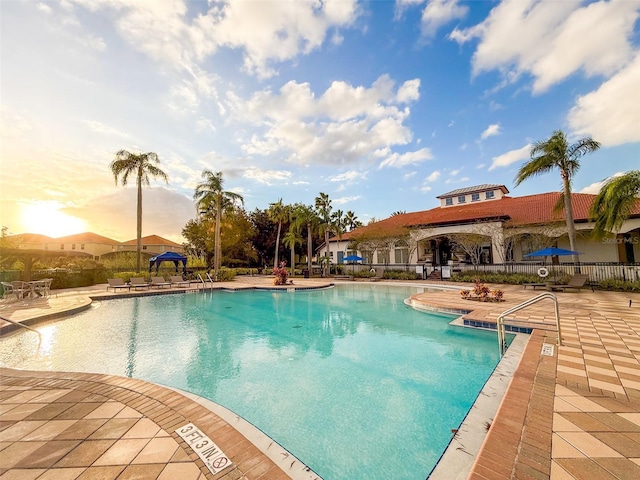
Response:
[85, 120, 130, 138]
[450, 0, 640, 93]
[480, 123, 501, 140]
[568, 52, 640, 146]
[238, 75, 422, 167]
[425, 170, 441, 182]
[201, 0, 361, 78]
[329, 171, 365, 182]
[243, 167, 292, 185]
[378, 147, 434, 168]
[488, 143, 531, 171]
[333, 195, 361, 205]
[578, 171, 625, 194]
[404, 171, 417, 180]
[421, 0, 469, 38]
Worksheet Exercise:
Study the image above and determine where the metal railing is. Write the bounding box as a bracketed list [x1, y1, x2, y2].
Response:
[0, 314, 42, 341]
[497, 292, 561, 356]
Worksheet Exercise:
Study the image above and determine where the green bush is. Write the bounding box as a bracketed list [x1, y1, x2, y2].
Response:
[217, 268, 237, 282]
[382, 269, 421, 280]
[597, 278, 640, 292]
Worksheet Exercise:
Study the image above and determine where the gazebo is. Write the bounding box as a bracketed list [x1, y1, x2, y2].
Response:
[149, 251, 187, 274]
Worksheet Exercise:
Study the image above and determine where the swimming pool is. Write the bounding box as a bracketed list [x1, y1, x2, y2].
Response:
[1, 284, 504, 480]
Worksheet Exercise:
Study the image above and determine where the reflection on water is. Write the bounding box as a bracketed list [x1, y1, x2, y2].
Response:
[0, 285, 504, 480]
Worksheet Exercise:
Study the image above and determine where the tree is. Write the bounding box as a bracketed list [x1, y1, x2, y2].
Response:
[292, 203, 319, 274]
[249, 208, 278, 269]
[315, 192, 333, 276]
[515, 130, 600, 263]
[344, 211, 362, 231]
[268, 199, 291, 269]
[110, 150, 168, 272]
[283, 227, 303, 277]
[193, 170, 243, 278]
[590, 170, 640, 237]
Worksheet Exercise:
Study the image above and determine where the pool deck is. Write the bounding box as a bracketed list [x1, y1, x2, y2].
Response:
[1, 277, 639, 479]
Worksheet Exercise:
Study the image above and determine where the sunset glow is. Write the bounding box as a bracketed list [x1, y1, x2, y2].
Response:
[19, 201, 88, 238]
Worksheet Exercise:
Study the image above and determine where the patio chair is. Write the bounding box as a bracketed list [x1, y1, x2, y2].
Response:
[170, 275, 191, 288]
[32, 278, 52, 297]
[548, 274, 590, 292]
[1, 282, 16, 301]
[130, 277, 151, 290]
[107, 278, 131, 292]
[523, 282, 547, 290]
[369, 268, 384, 282]
[150, 276, 171, 289]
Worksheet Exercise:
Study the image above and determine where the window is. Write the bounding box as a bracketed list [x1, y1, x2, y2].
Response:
[458, 195, 466, 204]
[81, 244, 85, 250]
[72, 244, 76, 250]
[394, 241, 409, 264]
[376, 249, 389, 264]
[445, 197, 453, 206]
[143, 246, 147, 250]
[471, 193, 480, 202]
[485, 191, 495, 199]
[60, 244, 64, 250]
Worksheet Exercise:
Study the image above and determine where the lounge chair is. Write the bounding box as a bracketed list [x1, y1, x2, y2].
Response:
[369, 268, 384, 282]
[129, 277, 150, 290]
[523, 282, 547, 290]
[548, 274, 589, 292]
[107, 278, 131, 292]
[150, 276, 171, 289]
[170, 275, 191, 288]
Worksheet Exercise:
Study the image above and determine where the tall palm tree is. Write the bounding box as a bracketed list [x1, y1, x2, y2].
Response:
[315, 192, 333, 276]
[282, 227, 303, 278]
[344, 210, 362, 231]
[590, 170, 640, 237]
[515, 130, 600, 263]
[292, 203, 318, 274]
[267, 199, 290, 269]
[193, 170, 243, 278]
[110, 150, 168, 272]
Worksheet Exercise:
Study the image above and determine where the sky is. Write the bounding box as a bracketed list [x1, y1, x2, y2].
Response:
[1, 0, 639, 244]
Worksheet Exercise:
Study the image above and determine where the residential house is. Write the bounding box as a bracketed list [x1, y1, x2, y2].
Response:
[325, 185, 640, 270]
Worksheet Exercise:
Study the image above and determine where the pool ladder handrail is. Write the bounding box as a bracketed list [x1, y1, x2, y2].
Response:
[497, 292, 561, 356]
[0, 314, 42, 340]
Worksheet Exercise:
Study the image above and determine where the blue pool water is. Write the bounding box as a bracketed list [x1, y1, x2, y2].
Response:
[1, 284, 504, 480]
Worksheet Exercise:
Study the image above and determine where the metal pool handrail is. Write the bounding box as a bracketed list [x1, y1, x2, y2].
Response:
[0, 314, 43, 341]
[497, 292, 561, 356]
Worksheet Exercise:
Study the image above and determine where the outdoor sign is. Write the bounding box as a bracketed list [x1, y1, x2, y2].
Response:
[176, 423, 232, 474]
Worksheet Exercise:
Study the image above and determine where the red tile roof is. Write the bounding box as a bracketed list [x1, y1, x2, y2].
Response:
[120, 234, 182, 247]
[12, 233, 54, 243]
[56, 232, 120, 244]
[336, 191, 640, 241]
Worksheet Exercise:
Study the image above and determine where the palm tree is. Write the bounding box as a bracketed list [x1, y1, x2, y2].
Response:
[193, 170, 243, 278]
[267, 199, 290, 269]
[590, 170, 640, 237]
[315, 192, 333, 276]
[515, 130, 600, 263]
[292, 203, 318, 275]
[110, 150, 168, 272]
[283, 227, 303, 278]
[344, 210, 362, 231]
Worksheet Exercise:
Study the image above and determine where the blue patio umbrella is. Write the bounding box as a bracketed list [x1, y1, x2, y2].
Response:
[525, 247, 581, 281]
[343, 254, 363, 273]
[524, 247, 581, 258]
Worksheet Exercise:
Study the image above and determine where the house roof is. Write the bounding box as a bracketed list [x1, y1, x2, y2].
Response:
[12, 233, 54, 244]
[56, 232, 120, 244]
[120, 234, 182, 247]
[436, 184, 509, 198]
[333, 191, 640, 242]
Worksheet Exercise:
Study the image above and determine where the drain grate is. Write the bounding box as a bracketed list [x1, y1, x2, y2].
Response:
[541, 343, 555, 356]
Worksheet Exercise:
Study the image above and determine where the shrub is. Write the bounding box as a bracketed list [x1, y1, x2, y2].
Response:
[272, 261, 288, 285]
[217, 268, 237, 282]
[382, 269, 422, 280]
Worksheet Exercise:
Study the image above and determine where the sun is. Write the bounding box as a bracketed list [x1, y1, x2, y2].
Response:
[19, 201, 88, 238]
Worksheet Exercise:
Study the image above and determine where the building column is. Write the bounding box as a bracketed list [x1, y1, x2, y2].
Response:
[492, 228, 506, 264]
